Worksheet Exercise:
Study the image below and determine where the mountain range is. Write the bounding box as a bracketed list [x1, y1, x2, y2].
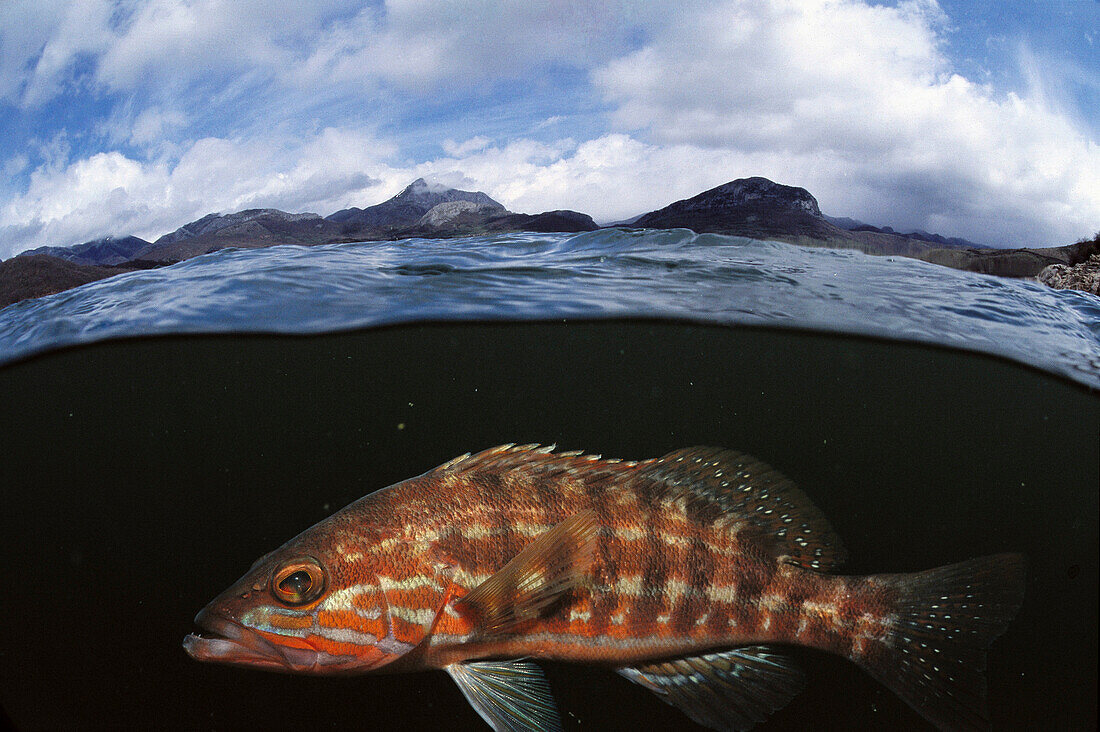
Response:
[632, 177, 982, 259]
[3, 176, 1096, 307]
[127, 178, 598, 263]
[633, 178, 1095, 276]
[20, 235, 151, 266]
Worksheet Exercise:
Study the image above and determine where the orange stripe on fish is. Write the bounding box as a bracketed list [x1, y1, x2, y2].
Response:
[316, 609, 384, 641]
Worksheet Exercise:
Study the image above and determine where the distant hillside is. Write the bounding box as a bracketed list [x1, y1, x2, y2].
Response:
[851, 224, 979, 250]
[486, 210, 597, 233]
[407, 201, 597, 237]
[634, 177, 839, 240]
[135, 209, 343, 262]
[0, 255, 142, 308]
[824, 215, 981, 249]
[130, 180, 594, 262]
[822, 214, 866, 230]
[19, 235, 150, 266]
[631, 177, 991, 259]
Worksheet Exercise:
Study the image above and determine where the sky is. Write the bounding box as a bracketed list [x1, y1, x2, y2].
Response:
[0, 0, 1098, 258]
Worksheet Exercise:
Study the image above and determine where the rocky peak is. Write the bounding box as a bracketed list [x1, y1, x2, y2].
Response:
[326, 178, 506, 229]
[632, 176, 832, 239]
[392, 178, 505, 214]
[674, 177, 822, 217]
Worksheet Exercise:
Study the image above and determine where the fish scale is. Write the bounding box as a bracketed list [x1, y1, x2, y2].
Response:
[416, 453, 832, 662]
[184, 444, 1025, 731]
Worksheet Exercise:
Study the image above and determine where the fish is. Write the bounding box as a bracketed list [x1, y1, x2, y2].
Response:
[184, 444, 1026, 731]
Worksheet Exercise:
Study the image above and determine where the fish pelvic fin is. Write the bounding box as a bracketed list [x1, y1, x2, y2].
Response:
[617, 646, 805, 731]
[861, 553, 1026, 731]
[635, 447, 847, 572]
[456, 510, 599, 633]
[446, 659, 562, 732]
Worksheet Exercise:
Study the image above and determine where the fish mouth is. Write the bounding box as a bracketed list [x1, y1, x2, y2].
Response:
[183, 609, 322, 673]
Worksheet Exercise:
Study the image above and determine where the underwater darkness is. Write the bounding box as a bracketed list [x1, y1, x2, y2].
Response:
[0, 321, 1095, 730]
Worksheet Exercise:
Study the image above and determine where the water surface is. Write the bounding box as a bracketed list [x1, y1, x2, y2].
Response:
[1, 231, 1098, 388]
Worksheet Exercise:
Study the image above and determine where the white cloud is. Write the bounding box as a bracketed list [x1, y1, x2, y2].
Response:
[129, 108, 188, 147]
[441, 136, 492, 157]
[239, 127, 397, 212]
[416, 134, 771, 223]
[1, 151, 162, 255]
[95, 0, 350, 94]
[0, 126, 399, 258]
[2, 0, 643, 106]
[1, 0, 358, 109]
[285, 0, 643, 91]
[1, 0, 1096, 253]
[0, 0, 115, 106]
[535, 115, 566, 130]
[4, 154, 29, 178]
[592, 0, 1100, 245]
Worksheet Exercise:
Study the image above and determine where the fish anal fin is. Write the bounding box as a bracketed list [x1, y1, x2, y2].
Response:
[618, 646, 805, 731]
[446, 660, 562, 732]
[636, 447, 847, 572]
[456, 510, 599, 633]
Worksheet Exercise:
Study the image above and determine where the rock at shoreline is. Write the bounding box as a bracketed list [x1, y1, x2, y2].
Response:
[1037, 254, 1100, 295]
[917, 238, 1097, 278]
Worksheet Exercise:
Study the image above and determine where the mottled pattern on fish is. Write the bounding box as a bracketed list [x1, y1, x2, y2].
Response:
[307, 448, 858, 663]
[185, 444, 1026, 732]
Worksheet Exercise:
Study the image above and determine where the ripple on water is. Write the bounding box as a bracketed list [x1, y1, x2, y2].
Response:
[0, 230, 1097, 388]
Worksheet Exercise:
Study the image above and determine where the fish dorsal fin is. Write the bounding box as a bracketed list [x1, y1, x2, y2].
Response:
[617, 646, 805, 731]
[430, 444, 844, 571]
[456, 510, 599, 632]
[447, 660, 562, 732]
[635, 448, 847, 572]
[431, 443, 639, 481]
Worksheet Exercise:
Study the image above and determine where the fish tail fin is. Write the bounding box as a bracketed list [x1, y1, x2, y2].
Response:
[861, 553, 1026, 731]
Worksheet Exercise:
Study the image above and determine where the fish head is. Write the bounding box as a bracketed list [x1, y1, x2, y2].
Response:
[184, 529, 432, 675]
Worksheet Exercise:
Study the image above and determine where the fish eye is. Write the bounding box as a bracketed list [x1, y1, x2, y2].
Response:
[272, 559, 325, 606]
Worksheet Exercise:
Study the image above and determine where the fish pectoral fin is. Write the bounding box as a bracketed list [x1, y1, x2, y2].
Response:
[446, 660, 563, 732]
[617, 646, 805, 732]
[456, 510, 599, 633]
